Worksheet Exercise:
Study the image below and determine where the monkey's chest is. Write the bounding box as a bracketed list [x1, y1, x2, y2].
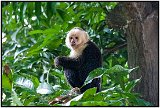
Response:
[64, 69, 78, 79]
[69, 51, 82, 58]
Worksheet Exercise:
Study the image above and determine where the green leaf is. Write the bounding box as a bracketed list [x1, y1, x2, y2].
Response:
[128, 66, 139, 73]
[47, 38, 62, 51]
[36, 82, 54, 94]
[69, 101, 79, 106]
[11, 27, 22, 42]
[28, 30, 43, 35]
[23, 2, 28, 16]
[52, 2, 57, 14]
[26, 39, 43, 56]
[26, 50, 41, 57]
[93, 92, 106, 101]
[3, 44, 17, 57]
[31, 76, 40, 88]
[80, 87, 97, 100]
[46, 2, 54, 20]
[70, 100, 108, 106]
[35, 2, 41, 21]
[27, 2, 34, 19]
[118, 75, 125, 90]
[81, 101, 108, 106]
[27, 29, 60, 56]
[122, 92, 137, 103]
[2, 74, 12, 91]
[109, 100, 123, 106]
[107, 65, 138, 74]
[104, 65, 139, 90]
[19, 2, 27, 24]
[65, 94, 84, 106]
[23, 95, 36, 106]
[106, 65, 128, 74]
[14, 47, 28, 59]
[20, 3, 24, 23]
[66, 87, 97, 106]
[107, 2, 118, 9]
[12, 89, 23, 106]
[15, 77, 34, 90]
[25, 38, 43, 56]
[56, 9, 67, 21]
[12, 2, 17, 22]
[84, 68, 105, 84]
[125, 78, 141, 92]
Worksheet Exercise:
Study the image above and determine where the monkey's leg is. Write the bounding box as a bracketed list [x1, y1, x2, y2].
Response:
[80, 77, 101, 93]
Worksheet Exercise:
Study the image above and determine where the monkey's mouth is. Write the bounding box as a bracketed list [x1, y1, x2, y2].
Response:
[71, 43, 76, 46]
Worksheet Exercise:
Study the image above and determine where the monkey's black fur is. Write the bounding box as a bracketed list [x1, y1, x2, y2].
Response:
[55, 40, 102, 93]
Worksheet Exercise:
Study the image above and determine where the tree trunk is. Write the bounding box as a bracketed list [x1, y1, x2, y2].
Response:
[107, 2, 158, 106]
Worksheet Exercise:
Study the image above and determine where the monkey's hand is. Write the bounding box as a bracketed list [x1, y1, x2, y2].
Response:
[54, 57, 61, 68]
[70, 87, 81, 95]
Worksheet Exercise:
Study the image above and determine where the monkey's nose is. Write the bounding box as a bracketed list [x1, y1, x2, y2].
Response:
[71, 42, 76, 46]
[70, 39, 76, 46]
[71, 39, 75, 43]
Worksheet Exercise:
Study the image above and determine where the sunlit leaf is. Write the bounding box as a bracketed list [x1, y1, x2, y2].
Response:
[36, 82, 54, 94]
[23, 2, 28, 15]
[52, 85, 61, 91]
[15, 77, 34, 89]
[128, 66, 139, 73]
[3, 44, 17, 57]
[2, 93, 6, 102]
[40, 73, 45, 83]
[11, 27, 22, 42]
[103, 28, 111, 34]
[14, 47, 28, 58]
[125, 78, 141, 92]
[64, 94, 83, 106]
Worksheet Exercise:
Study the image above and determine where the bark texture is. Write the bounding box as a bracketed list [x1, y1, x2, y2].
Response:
[107, 2, 158, 106]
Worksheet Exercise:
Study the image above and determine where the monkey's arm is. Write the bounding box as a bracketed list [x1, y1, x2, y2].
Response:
[54, 56, 84, 70]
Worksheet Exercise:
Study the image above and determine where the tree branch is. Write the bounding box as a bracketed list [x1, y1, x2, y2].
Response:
[102, 42, 127, 56]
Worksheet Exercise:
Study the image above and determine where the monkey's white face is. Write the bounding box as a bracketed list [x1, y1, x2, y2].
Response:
[65, 28, 89, 50]
[69, 35, 79, 47]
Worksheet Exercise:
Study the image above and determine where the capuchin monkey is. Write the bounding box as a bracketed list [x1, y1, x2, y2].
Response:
[54, 27, 102, 93]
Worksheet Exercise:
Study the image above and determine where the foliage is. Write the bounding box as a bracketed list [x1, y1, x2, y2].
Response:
[64, 65, 151, 106]
[2, 2, 151, 106]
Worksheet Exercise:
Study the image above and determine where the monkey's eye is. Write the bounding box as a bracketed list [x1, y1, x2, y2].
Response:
[70, 37, 73, 39]
[75, 37, 78, 39]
